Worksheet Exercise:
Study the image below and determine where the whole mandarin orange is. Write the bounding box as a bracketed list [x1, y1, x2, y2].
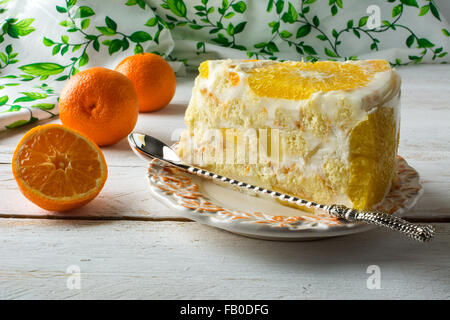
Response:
[59, 67, 139, 146]
[115, 53, 176, 112]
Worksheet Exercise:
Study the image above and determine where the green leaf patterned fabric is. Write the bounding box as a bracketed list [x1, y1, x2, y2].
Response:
[0, 0, 449, 131]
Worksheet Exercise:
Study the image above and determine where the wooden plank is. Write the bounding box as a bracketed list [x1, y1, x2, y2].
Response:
[0, 219, 448, 299]
[0, 65, 449, 220]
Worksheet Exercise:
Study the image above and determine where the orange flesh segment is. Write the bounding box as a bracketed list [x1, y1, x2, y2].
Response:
[228, 72, 240, 86]
[199, 61, 209, 78]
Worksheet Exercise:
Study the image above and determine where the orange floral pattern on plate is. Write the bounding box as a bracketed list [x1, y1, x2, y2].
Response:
[147, 156, 422, 231]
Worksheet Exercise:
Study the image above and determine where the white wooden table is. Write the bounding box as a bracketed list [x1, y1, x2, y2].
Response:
[0, 64, 449, 299]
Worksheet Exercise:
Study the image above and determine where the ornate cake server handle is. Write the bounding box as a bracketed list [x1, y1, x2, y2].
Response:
[129, 133, 435, 242]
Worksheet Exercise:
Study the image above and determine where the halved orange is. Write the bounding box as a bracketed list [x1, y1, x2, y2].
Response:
[12, 124, 108, 211]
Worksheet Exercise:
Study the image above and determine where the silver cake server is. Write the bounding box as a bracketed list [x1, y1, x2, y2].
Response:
[128, 132, 435, 242]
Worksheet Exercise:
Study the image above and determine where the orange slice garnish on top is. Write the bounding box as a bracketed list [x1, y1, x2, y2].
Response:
[247, 60, 390, 100]
[12, 124, 108, 211]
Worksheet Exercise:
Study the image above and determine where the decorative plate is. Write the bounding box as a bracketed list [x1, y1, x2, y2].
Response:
[147, 156, 423, 241]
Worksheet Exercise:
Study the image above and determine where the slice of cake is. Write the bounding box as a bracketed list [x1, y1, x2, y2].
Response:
[177, 59, 401, 210]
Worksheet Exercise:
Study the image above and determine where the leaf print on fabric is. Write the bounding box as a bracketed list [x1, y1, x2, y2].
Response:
[166, 0, 187, 17]
[31, 103, 56, 110]
[231, 1, 247, 14]
[0, 44, 18, 72]
[74, 5, 95, 18]
[6, 119, 31, 129]
[130, 31, 152, 42]
[0, 95, 8, 105]
[18, 63, 66, 77]
[126, 0, 146, 10]
[13, 91, 49, 103]
[2, 18, 35, 39]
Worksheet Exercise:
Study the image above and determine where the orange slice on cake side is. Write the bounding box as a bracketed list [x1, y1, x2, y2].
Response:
[12, 124, 108, 212]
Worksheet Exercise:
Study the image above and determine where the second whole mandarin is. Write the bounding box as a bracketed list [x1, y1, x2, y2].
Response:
[115, 52, 176, 112]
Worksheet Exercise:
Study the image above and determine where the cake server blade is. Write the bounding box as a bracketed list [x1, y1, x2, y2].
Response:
[128, 132, 435, 242]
